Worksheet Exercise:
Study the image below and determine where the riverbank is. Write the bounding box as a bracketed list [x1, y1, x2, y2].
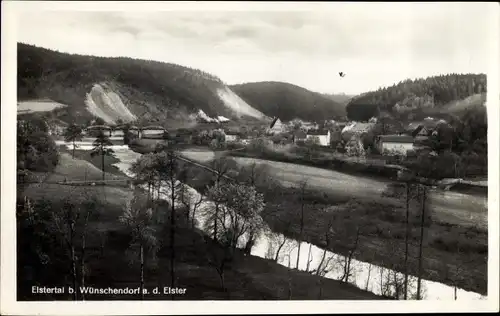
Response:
[19, 147, 382, 300]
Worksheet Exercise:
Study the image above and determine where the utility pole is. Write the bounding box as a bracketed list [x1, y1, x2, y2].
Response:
[416, 184, 427, 300]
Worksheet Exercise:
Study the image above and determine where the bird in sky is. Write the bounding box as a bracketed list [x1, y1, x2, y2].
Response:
[339, 72, 346, 78]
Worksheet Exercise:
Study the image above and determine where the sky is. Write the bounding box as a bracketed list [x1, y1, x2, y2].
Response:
[14, 2, 493, 95]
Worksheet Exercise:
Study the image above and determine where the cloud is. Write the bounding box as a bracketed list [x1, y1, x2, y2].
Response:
[15, 3, 492, 94]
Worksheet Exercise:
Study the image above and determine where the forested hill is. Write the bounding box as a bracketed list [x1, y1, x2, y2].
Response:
[322, 93, 354, 105]
[345, 74, 487, 121]
[17, 43, 267, 126]
[230, 81, 346, 122]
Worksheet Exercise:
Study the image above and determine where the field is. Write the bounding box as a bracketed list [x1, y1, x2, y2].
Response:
[18, 153, 382, 300]
[185, 153, 487, 230]
[17, 99, 68, 113]
[181, 148, 216, 162]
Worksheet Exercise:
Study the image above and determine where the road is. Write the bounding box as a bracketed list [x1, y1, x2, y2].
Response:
[229, 156, 488, 230]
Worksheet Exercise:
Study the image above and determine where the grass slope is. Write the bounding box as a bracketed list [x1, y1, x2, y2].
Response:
[230, 81, 346, 122]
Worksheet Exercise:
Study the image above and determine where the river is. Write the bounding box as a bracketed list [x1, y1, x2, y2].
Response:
[56, 141, 486, 300]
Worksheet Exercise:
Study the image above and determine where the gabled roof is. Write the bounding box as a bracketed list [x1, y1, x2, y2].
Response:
[406, 118, 447, 132]
[410, 124, 426, 137]
[307, 129, 330, 136]
[379, 135, 414, 143]
[269, 117, 280, 129]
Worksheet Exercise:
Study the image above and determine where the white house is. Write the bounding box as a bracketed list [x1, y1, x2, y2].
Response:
[85, 125, 112, 137]
[341, 122, 375, 142]
[377, 135, 414, 156]
[110, 128, 124, 138]
[266, 117, 285, 135]
[141, 126, 166, 139]
[306, 129, 331, 147]
[224, 131, 239, 142]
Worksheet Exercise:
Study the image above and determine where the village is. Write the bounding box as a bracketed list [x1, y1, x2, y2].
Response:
[75, 115, 453, 168]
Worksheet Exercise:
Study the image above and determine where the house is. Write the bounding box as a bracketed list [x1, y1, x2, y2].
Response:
[85, 125, 112, 137]
[345, 134, 366, 157]
[128, 125, 141, 138]
[341, 122, 375, 142]
[110, 126, 125, 138]
[141, 126, 166, 139]
[266, 117, 285, 135]
[405, 117, 450, 136]
[306, 129, 331, 147]
[377, 135, 415, 156]
[293, 130, 307, 144]
[224, 130, 240, 143]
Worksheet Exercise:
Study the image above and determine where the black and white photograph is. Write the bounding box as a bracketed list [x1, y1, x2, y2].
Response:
[1, 1, 499, 314]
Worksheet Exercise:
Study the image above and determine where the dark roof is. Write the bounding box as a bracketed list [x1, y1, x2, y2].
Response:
[142, 125, 165, 130]
[406, 119, 444, 132]
[379, 135, 414, 143]
[294, 130, 307, 138]
[87, 125, 111, 130]
[307, 129, 330, 136]
[410, 124, 425, 137]
[269, 117, 279, 129]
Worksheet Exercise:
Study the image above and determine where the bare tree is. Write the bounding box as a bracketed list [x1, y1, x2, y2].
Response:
[130, 153, 160, 205]
[51, 198, 80, 300]
[158, 151, 184, 290]
[305, 244, 314, 273]
[403, 182, 410, 299]
[208, 157, 233, 242]
[416, 184, 427, 300]
[119, 190, 158, 300]
[296, 179, 308, 270]
[79, 196, 98, 300]
[220, 183, 265, 252]
[190, 193, 204, 229]
[339, 226, 361, 284]
[179, 183, 193, 223]
[206, 230, 234, 293]
[314, 216, 335, 276]
[365, 262, 373, 291]
[205, 183, 265, 293]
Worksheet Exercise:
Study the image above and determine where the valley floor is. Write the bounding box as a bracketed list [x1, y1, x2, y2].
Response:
[18, 152, 382, 300]
[179, 149, 488, 295]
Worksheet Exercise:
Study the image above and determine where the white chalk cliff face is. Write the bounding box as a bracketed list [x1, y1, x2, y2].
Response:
[85, 84, 137, 124]
[84, 82, 267, 125]
[216, 86, 267, 119]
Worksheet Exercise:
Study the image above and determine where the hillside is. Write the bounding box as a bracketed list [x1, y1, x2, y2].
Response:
[345, 74, 487, 121]
[230, 81, 346, 122]
[322, 93, 354, 105]
[17, 43, 268, 126]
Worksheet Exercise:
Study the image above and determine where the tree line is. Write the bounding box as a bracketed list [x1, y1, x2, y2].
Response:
[346, 73, 487, 121]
